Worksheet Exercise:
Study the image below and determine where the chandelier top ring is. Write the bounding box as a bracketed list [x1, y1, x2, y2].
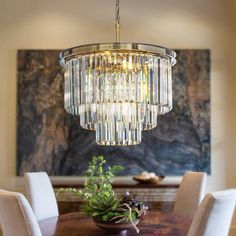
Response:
[60, 42, 177, 66]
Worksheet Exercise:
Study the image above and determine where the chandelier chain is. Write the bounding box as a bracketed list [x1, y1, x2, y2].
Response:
[115, 0, 120, 24]
[115, 0, 120, 42]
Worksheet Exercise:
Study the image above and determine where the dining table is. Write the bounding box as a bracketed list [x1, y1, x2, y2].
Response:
[39, 211, 191, 236]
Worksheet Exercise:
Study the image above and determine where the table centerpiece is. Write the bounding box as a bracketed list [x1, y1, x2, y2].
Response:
[57, 156, 146, 233]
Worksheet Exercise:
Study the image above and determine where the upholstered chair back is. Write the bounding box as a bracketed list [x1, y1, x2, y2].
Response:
[173, 171, 207, 219]
[188, 189, 236, 236]
[0, 190, 42, 236]
[25, 172, 59, 221]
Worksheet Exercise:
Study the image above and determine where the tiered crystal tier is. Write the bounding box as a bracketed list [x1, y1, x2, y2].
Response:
[61, 43, 176, 145]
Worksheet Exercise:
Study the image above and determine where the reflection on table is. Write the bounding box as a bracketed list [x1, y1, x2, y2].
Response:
[39, 211, 191, 236]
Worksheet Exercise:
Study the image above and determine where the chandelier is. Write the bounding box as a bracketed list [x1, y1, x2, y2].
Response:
[60, 0, 176, 146]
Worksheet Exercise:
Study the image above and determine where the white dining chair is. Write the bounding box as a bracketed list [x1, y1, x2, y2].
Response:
[24, 172, 59, 221]
[188, 189, 236, 236]
[0, 190, 42, 236]
[173, 171, 207, 219]
[0, 188, 7, 225]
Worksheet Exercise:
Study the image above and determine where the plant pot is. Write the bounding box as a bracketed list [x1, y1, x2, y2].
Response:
[92, 216, 139, 231]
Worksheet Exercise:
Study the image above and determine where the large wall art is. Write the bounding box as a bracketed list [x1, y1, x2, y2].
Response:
[17, 49, 210, 176]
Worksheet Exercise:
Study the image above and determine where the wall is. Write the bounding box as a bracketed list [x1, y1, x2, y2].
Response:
[0, 0, 236, 232]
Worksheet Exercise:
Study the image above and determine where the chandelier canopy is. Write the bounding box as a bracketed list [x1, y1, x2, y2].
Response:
[60, 1, 176, 146]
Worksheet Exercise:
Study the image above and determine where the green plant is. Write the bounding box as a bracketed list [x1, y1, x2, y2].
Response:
[78, 156, 123, 218]
[57, 156, 146, 233]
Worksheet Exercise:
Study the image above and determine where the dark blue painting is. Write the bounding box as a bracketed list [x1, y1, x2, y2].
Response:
[17, 49, 210, 176]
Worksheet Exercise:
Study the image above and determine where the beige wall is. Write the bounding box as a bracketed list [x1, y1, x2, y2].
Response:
[0, 0, 236, 231]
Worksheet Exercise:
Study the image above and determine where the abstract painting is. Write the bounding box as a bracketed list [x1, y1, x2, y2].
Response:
[17, 49, 210, 176]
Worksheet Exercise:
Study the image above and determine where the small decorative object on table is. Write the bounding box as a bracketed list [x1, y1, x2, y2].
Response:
[57, 156, 146, 233]
[133, 171, 165, 184]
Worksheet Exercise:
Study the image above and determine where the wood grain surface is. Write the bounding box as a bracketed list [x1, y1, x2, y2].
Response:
[39, 211, 191, 236]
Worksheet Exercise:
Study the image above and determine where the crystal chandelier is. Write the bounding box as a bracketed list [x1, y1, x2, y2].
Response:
[60, 0, 176, 146]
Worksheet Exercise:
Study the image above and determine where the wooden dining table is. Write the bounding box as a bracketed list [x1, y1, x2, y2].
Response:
[39, 211, 191, 236]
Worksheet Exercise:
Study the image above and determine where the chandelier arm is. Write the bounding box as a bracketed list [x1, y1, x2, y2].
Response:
[115, 0, 120, 42]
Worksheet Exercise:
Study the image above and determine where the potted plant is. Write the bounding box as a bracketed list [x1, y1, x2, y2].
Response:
[58, 156, 146, 233]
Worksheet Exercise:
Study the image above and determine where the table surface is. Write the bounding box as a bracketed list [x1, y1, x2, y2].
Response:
[39, 211, 191, 236]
